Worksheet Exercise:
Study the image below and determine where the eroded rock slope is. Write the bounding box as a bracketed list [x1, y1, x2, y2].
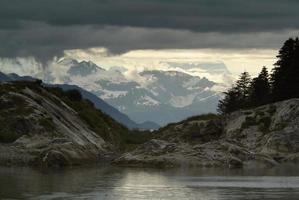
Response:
[114, 99, 299, 168]
[0, 81, 129, 167]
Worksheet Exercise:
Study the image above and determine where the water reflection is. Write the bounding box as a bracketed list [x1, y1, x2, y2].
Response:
[1, 165, 299, 200]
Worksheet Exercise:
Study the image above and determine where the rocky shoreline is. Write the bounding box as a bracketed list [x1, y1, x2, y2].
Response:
[1, 80, 299, 169]
[113, 99, 299, 168]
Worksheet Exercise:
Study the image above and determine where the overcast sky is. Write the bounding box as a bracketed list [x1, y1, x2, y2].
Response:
[0, 0, 299, 75]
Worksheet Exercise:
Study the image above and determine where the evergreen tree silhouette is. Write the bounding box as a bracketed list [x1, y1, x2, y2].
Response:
[235, 71, 251, 107]
[218, 71, 251, 114]
[271, 37, 299, 101]
[217, 87, 241, 114]
[250, 67, 271, 106]
[218, 37, 299, 115]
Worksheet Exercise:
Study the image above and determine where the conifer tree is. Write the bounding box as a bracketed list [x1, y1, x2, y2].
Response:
[218, 37, 299, 115]
[218, 71, 251, 114]
[235, 71, 251, 107]
[250, 67, 271, 106]
[217, 87, 241, 114]
[271, 37, 299, 101]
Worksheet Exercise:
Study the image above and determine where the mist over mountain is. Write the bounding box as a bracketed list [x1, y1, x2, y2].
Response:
[0, 0, 299, 199]
[0, 59, 231, 125]
[164, 62, 231, 74]
[0, 71, 159, 130]
[49, 84, 160, 130]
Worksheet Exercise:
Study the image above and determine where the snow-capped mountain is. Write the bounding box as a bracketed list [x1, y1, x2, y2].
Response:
[38, 59, 224, 125]
[139, 70, 216, 108]
[0, 71, 159, 130]
[0, 58, 228, 125]
[163, 62, 235, 89]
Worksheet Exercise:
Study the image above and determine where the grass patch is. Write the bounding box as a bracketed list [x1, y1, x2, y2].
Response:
[158, 113, 219, 134]
[183, 113, 219, 122]
[121, 130, 153, 144]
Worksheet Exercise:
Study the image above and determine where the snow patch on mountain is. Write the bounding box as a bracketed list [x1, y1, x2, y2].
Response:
[100, 90, 128, 100]
[164, 61, 235, 87]
[196, 93, 221, 102]
[136, 95, 161, 106]
[0, 58, 230, 125]
[169, 94, 197, 108]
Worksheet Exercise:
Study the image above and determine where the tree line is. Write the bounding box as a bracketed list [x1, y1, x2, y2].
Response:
[218, 37, 299, 114]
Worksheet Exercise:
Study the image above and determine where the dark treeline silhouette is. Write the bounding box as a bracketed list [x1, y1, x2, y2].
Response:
[218, 37, 299, 114]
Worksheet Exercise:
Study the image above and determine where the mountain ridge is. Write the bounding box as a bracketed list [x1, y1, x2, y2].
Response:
[0, 59, 230, 125]
[0, 71, 159, 130]
[48, 59, 225, 125]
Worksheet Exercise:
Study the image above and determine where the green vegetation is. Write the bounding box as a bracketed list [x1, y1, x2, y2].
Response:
[0, 81, 154, 148]
[240, 111, 272, 133]
[64, 89, 83, 101]
[45, 85, 155, 149]
[218, 37, 299, 114]
[182, 113, 219, 123]
[46, 87, 129, 145]
[157, 113, 220, 134]
[0, 84, 32, 143]
[120, 130, 153, 150]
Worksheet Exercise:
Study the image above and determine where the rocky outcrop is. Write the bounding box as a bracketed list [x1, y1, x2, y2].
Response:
[113, 99, 299, 168]
[0, 82, 122, 167]
[2, 81, 299, 169]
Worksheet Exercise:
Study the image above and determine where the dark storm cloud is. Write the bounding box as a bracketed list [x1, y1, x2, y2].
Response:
[0, 0, 299, 61]
[1, 0, 299, 32]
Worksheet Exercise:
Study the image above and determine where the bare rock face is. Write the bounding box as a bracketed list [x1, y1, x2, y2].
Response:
[114, 99, 299, 168]
[113, 139, 277, 168]
[1, 81, 299, 169]
[0, 83, 112, 167]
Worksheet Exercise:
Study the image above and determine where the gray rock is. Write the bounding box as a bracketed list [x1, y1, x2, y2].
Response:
[0, 84, 110, 167]
[114, 99, 299, 169]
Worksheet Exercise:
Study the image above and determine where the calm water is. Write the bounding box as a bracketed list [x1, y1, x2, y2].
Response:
[1, 165, 299, 200]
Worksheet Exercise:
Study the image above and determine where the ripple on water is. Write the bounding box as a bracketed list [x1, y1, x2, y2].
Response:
[1, 166, 299, 200]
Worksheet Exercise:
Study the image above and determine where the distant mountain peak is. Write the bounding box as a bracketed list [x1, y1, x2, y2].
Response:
[58, 58, 79, 66]
[3, 59, 225, 126]
[0, 71, 159, 130]
[65, 59, 105, 77]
